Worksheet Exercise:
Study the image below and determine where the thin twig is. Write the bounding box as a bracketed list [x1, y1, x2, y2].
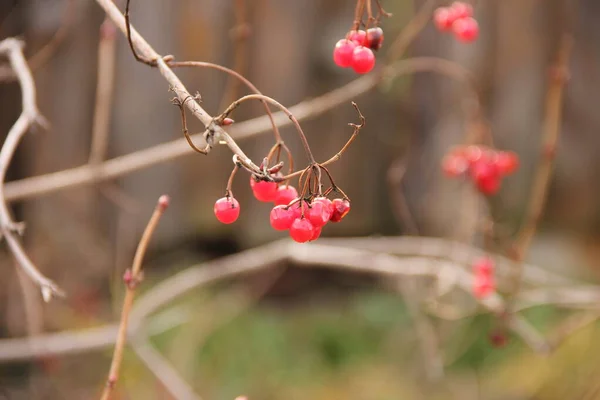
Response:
[99, 195, 169, 400]
[506, 35, 573, 301]
[0, 38, 62, 300]
[385, 0, 438, 62]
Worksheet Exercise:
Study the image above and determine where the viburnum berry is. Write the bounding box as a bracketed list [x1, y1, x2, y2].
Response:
[351, 46, 375, 74]
[313, 197, 333, 220]
[452, 17, 479, 43]
[442, 154, 469, 177]
[330, 199, 350, 222]
[310, 227, 322, 241]
[289, 200, 308, 219]
[270, 205, 295, 231]
[307, 201, 330, 228]
[365, 27, 384, 51]
[451, 1, 474, 19]
[214, 196, 240, 224]
[471, 159, 500, 195]
[473, 257, 494, 276]
[495, 151, 519, 176]
[348, 29, 367, 45]
[274, 185, 298, 206]
[473, 274, 495, 299]
[289, 218, 315, 243]
[433, 7, 455, 31]
[333, 39, 357, 68]
[250, 176, 278, 202]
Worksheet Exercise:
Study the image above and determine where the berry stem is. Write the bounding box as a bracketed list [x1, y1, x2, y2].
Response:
[218, 94, 316, 166]
[353, 0, 367, 30]
[226, 162, 240, 197]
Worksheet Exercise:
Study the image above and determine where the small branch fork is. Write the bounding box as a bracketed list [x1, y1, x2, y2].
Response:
[99, 195, 169, 400]
[0, 38, 63, 301]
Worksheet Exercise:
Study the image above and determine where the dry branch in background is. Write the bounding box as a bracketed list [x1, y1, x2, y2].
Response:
[0, 38, 63, 300]
[100, 195, 169, 400]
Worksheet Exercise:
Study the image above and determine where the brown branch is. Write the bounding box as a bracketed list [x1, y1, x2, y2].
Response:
[0, 0, 76, 82]
[100, 195, 169, 400]
[0, 38, 63, 300]
[507, 35, 573, 299]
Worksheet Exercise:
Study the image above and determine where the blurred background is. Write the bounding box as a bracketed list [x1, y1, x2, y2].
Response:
[1, 0, 600, 399]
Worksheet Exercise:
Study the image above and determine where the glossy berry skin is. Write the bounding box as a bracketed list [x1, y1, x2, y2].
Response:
[333, 39, 357, 68]
[274, 185, 298, 206]
[348, 29, 367, 45]
[473, 257, 494, 276]
[307, 201, 330, 228]
[313, 197, 333, 220]
[250, 177, 278, 202]
[214, 197, 240, 224]
[433, 7, 455, 31]
[365, 27, 384, 51]
[270, 205, 295, 231]
[289, 218, 315, 243]
[451, 2, 474, 19]
[473, 274, 495, 299]
[495, 151, 519, 176]
[330, 199, 351, 222]
[351, 46, 375, 74]
[310, 227, 322, 241]
[452, 17, 479, 43]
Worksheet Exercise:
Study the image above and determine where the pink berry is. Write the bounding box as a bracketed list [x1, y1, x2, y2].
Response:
[365, 27, 384, 51]
[289, 218, 315, 243]
[313, 197, 333, 220]
[473, 274, 495, 298]
[451, 2, 474, 19]
[214, 197, 240, 224]
[433, 7, 455, 31]
[442, 154, 469, 177]
[351, 46, 375, 74]
[269, 205, 295, 231]
[250, 176, 278, 202]
[307, 201, 330, 228]
[274, 185, 298, 206]
[289, 200, 308, 219]
[333, 39, 357, 68]
[495, 151, 519, 176]
[473, 257, 494, 276]
[452, 17, 479, 43]
[330, 199, 350, 222]
[348, 29, 367, 45]
[310, 227, 322, 241]
[471, 160, 500, 195]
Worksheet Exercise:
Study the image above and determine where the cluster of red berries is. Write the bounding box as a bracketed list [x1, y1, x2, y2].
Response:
[333, 27, 384, 74]
[213, 177, 351, 243]
[433, 2, 479, 43]
[472, 257, 495, 299]
[442, 145, 519, 196]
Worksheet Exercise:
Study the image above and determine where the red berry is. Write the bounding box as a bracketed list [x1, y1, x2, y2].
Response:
[348, 29, 367, 45]
[351, 46, 375, 74]
[289, 200, 308, 219]
[452, 17, 479, 43]
[270, 205, 295, 231]
[473, 274, 495, 298]
[451, 2, 474, 19]
[310, 227, 322, 241]
[214, 196, 240, 224]
[313, 197, 333, 220]
[333, 39, 357, 68]
[307, 201, 330, 228]
[365, 27, 384, 51]
[442, 154, 469, 177]
[330, 199, 350, 222]
[274, 185, 298, 206]
[471, 159, 500, 195]
[495, 151, 519, 176]
[250, 176, 278, 202]
[473, 257, 494, 276]
[433, 7, 455, 31]
[464, 145, 483, 165]
[289, 218, 315, 243]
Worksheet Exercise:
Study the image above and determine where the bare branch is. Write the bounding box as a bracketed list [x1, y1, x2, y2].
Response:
[0, 38, 63, 300]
